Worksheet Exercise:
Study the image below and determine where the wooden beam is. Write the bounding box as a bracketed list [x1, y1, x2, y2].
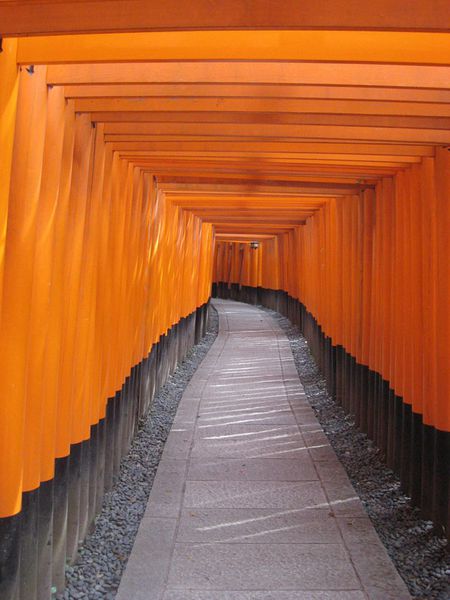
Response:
[46, 62, 450, 89]
[75, 97, 450, 117]
[96, 113, 450, 130]
[3, 0, 450, 36]
[184, 207, 319, 213]
[120, 157, 400, 177]
[166, 188, 339, 198]
[113, 153, 421, 165]
[123, 154, 416, 169]
[215, 234, 276, 242]
[214, 223, 299, 232]
[200, 216, 310, 224]
[63, 83, 450, 104]
[157, 179, 367, 196]
[17, 30, 450, 65]
[143, 169, 376, 185]
[169, 197, 326, 206]
[121, 158, 413, 177]
[102, 122, 449, 143]
[101, 137, 433, 156]
[119, 156, 398, 172]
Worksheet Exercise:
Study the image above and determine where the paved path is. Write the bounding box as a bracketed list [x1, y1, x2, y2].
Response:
[117, 300, 410, 600]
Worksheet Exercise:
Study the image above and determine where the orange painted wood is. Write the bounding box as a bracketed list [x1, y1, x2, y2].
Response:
[62, 83, 450, 103]
[0, 39, 19, 316]
[2, 0, 450, 36]
[46, 62, 450, 90]
[0, 66, 48, 513]
[1, 19, 449, 519]
[17, 30, 450, 65]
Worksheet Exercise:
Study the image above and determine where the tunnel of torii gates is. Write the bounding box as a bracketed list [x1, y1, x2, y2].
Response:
[0, 1, 450, 598]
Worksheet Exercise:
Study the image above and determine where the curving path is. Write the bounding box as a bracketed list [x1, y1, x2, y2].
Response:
[117, 299, 410, 600]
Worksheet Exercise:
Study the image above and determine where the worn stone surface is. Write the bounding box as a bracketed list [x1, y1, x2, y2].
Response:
[117, 300, 411, 600]
[187, 456, 318, 481]
[263, 304, 449, 600]
[163, 594, 367, 600]
[167, 542, 360, 591]
[176, 507, 341, 544]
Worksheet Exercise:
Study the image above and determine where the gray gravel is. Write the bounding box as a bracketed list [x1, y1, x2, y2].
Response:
[56, 306, 219, 600]
[262, 305, 449, 600]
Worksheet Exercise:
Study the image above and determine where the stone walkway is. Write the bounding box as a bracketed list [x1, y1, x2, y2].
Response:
[117, 300, 411, 600]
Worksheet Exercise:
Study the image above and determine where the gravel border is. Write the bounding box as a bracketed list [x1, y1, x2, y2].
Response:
[56, 306, 219, 600]
[262, 305, 449, 600]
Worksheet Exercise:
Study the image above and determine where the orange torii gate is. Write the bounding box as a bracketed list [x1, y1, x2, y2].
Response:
[0, 4, 449, 598]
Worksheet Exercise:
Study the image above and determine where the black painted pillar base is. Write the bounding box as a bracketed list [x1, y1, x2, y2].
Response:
[52, 456, 69, 593]
[0, 513, 21, 600]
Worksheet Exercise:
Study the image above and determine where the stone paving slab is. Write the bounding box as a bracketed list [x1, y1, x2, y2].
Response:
[190, 423, 307, 459]
[167, 542, 360, 590]
[116, 518, 178, 600]
[176, 507, 340, 544]
[163, 593, 367, 600]
[198, 410, 298, 426]
[183, 480, 328, 510]
[186, 456, 318, 481]
[143, 459, 188, 519]
[117, 299, 411, 600]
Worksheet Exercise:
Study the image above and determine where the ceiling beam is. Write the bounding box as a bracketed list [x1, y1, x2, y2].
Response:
[46, 62, 450, 89]
[97, 113, 450, 130]
[3, 0, 450, 36]
[17, 30, 450, 65]
[76, 97, 450, 117]
[215, 234, 276, 242]
[102, 138, 432, 156]
[157, 180, 366, 196]
[101, 122, 449, 143]
[63, 83, 450, 104]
